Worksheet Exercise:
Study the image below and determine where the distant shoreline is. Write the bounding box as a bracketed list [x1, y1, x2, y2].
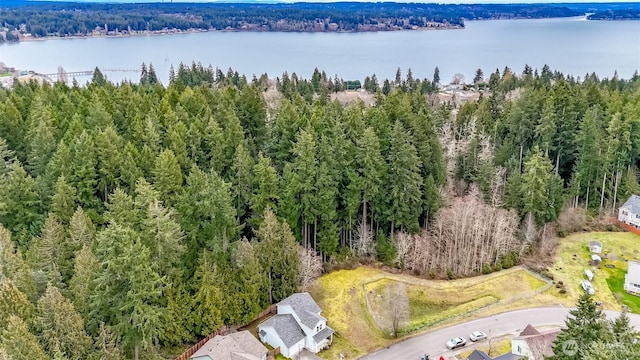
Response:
[9, 24, 466, 44]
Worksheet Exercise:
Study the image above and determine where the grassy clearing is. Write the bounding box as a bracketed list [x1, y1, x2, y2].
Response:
[549, 232, 640, 310]
[311, 266, 548, 359]
[310, 267, 388, 359]
[365, 268, 546, 333]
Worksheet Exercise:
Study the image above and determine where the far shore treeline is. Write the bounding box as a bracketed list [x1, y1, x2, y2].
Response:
[0, 1, 591, 42]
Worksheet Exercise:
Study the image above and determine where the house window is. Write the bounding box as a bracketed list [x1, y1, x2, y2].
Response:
[316, 324, 323, 332]
[623, 211, 628, 216]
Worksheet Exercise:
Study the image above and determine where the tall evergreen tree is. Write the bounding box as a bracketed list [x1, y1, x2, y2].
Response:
[26, 98, 57, 177]
[250, 153, 280, 223]
[386, 121, 423, 233]
[0, 279, 33, 334]
[91, 224, 163, 360]
[0, 315, 48, 360]
[94, 322, 125, 360]
[255, 208, 300, 303]
[70, 130, 99, 212]
[153, 149, 183, 206]
[549, 292, 612, 360]
[521, 146, 563, 224]
[69, 245, 99, 322]
[35, 285, 92, 360]
[192, 252, 225, 336]
[50, 175, 77, 224]
[0, 163, 43, 250]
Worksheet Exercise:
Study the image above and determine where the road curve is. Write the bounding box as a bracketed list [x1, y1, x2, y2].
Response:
[360, 306, 640, 360]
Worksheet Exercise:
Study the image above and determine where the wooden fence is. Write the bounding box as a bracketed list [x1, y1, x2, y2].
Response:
[175, 326, 231, 360]
[175, 304, 277, 360]
[618, 221, 640, 237]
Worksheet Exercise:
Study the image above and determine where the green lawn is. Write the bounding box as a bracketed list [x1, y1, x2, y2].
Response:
[550, 232, 640, 310]
[605, 267, 640, 313]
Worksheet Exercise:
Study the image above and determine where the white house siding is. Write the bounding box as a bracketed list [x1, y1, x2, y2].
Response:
[284, 338, 306, 359]
[619, 207, 640, 227]
[512, 339, 533, 359]
[301, 321, 325, 350]
[258, 325, 304, 359]
[259, 327, 286, 357]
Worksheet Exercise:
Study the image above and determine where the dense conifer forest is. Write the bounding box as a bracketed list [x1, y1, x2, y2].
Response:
[1, 63, 640, 358]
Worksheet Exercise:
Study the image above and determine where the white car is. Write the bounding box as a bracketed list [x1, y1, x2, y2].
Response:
[446, 337, 466, 350]
[469, 331, 487, 342]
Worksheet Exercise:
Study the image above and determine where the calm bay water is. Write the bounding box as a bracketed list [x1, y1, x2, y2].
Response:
[1, 16, 639, 85]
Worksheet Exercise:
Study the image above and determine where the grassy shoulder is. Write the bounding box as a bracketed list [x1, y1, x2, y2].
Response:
[310, 266, 548, 359]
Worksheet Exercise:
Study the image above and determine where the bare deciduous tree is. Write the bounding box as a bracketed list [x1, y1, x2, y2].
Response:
[297, 247, 323, 291]
[522, 212, 539, 244]
[384, 282, 409, 338]
[355, 218, 376, 259]
[401, 193, 522, 277]
[392, 232, 412, 269]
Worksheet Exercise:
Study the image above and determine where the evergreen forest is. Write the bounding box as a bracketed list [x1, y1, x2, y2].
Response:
[1, 62, 640, 359]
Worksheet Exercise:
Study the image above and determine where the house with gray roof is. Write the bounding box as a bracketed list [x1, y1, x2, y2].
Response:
[511, 324, 559, 360]
[467, 350, 522, 360]
[619, 195, 640, 228]
[258, 292, 334, 358]
[190, 330, 268, 360]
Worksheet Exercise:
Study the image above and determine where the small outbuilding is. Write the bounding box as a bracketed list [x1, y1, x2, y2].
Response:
[591, 254, 602, 266]
[585, 269, 594, 281]
[589, 241, 602, 254]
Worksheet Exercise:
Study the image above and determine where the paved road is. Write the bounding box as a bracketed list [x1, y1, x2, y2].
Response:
[360, 307, 640, 360]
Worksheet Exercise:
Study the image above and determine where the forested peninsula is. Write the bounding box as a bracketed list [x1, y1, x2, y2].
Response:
[0, 1, 587, 42]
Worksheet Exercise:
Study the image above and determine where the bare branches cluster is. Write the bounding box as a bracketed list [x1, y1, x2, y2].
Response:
[393, 193, 523, 277]
[297, 247, 323, 291]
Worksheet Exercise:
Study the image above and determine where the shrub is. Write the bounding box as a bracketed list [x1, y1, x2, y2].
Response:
[556, 206, 587, 235]
[482, 264, 493, 274]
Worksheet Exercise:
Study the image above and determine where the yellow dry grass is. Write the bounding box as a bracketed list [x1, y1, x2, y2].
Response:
[460, 337, 513, 359]
[311, 266, 548, 359]
[547, 231, 640, 310]
[310, 267, 388, 359]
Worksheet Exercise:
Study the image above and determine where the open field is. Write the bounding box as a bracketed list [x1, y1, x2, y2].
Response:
[548, 232, 640, 310]
[310, 266, 549, 359]
[365, 268, 547, 334]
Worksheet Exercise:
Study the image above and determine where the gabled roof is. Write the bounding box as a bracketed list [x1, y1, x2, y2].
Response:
[191, 331, 267, 360]
[621, 195, 640, 214]
[514, 328, 560, 359]
[278, 292, 324, 329]
[467, 350, 493, 360]
[492, 354, 523, 360]
[259, 314, 305, 348]
[312, 326, 334, 343]
[589, 240, 602, 247]
[519, 324, 540, 336]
